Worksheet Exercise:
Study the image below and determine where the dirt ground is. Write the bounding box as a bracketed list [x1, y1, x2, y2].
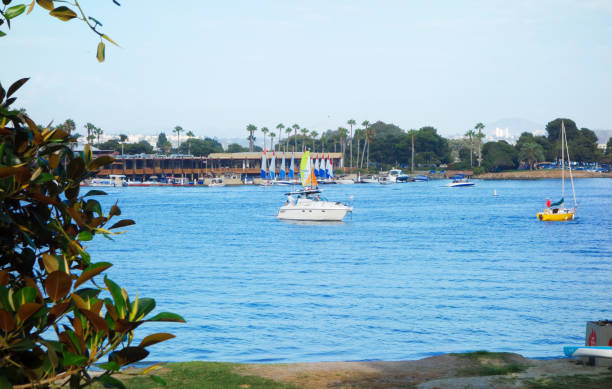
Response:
[239, 354, 611, 389]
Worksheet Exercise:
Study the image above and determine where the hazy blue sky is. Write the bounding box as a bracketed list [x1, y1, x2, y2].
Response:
[3, 0, 612, 139]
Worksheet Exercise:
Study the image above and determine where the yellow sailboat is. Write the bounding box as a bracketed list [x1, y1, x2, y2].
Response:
[537, 121, 577, 221]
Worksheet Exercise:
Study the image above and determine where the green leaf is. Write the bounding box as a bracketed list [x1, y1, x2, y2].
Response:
[134, 297, 155, 320]
[85, 199, 102, 216]
[146, 312, 186, 323]
[96, 41, 105, 63]
[5, 4, 26, 19]
[97, 375, 126, 389]
[150, 375, 167, 386]
[49, 5, 77, 21]
[63, 351, 87, 366]
[33, 172, 54, 184]
[104, 276, 125, 318]
[97, 361, 120, 371]
[77, 230, 93, 241]
[0, 31, 6, 37]
[83, 189, 107, 197]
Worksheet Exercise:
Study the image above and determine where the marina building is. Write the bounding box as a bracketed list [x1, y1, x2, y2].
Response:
[98, 152, 344, 181]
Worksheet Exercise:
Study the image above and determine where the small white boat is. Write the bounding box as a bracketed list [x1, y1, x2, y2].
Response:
[277, 151, 353, 221]
[387, 169, 410, 183]
[446, 174, 474, 187]
[83, 174, 127, 187]
[208, 178, 225, 187]
[335, 178, 354, 185]
[278, 189, 353, 221]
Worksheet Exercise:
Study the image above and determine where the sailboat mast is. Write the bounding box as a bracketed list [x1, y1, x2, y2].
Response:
[564, 121, 578, 209]
[561, 121, 565, 199]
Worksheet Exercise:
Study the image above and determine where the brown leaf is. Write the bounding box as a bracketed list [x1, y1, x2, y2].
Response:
[91, 300, 103, 315]
[42, 253, 59, 273]
[138, 333, 175, 348]
[17, 303, 42, 322]
[112, 347, 149, 366]
[0, 270, 9, 286]
[74, 263, 112, 289]
[36, 0, 54, 11]
[71, 293, 88, 310]
[44, 271, 73, 302]
[80, 309, 109, 335]
[6, 77, 30, 99]
[0, 309, 16, 333]
[109, 219, 135, 230]
[48, 302, 70, 320]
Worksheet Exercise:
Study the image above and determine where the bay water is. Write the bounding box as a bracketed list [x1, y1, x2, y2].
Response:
[88, 178, 612, 363]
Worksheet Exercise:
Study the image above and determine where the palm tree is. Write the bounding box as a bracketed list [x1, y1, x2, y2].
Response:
[261, 127, 269, 151]
[292, 124, 300, 152]
[338, 127, 348, 168]
[276, 123, 284, 151]
[464, 129, 476, 167]
[347, 119, 356, 172]
[186, 130, 195, 155]
[310, 130, 318, 151]
[84, 123, 96, 145]
[408, 129, 417, 173]
[173, 125, 184, 150]
[474, 122, 485, 167]
[285, 127, 292, 152]
[361, 120, 370, 169]
[94, 126, 103, 146]
[246, 124, 257, 152]
[366, 126, 375, 169]
[270, 132, 276, 151]
[118, 134, 128, 155]
[299, 128, 308, 151]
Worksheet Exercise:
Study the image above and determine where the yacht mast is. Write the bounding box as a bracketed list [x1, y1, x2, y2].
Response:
[561, 121, 565, 200]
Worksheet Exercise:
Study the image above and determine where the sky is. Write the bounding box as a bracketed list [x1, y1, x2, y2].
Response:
[3, 0, 612, 141]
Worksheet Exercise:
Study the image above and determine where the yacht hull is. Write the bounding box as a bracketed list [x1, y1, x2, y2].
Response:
[277, 206, 351, 221]
[537, 209, 575, 221]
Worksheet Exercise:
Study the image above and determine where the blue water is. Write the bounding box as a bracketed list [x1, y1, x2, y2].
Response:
[88, 179, 612, 363]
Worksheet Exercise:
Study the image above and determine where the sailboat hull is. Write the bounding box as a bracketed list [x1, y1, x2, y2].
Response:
[277, 206, 351, 221]
[537, 209, 575, 221]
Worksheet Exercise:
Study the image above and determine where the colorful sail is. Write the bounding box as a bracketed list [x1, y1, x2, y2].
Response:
[318, 158, 325, 177]
[314, 158, 320, 177]
[289, 153, 295, 178]
[300, 151, 318, 188]
[279, 153, 286, 179]
[327, 155, 334, 178]
[268, 152, 276, 180]
[260, 149, 267, 179]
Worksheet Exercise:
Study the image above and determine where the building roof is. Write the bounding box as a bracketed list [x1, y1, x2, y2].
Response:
[208, 151, 343, 159]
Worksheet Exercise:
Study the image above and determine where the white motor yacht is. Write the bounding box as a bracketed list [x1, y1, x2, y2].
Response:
[277, 189, 353, 221]
[387, 169, 410, 182]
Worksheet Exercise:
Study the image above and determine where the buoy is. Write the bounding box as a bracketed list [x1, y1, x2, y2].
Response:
[493, 189, 498, 197]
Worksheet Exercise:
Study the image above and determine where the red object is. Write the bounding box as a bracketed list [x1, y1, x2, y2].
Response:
[546, 198, 551, 208]
[608, 338, 612, 346]
[588, 329, 597, 346]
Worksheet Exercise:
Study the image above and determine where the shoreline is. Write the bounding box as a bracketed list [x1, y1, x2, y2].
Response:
[476, 170, 612, 180]
[114, 352, 612, 388]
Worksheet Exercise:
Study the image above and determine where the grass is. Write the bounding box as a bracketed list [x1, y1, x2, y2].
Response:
[451, 350, 530, 377]
[93, 362, 302, 389]
[525, 372, 612, 389]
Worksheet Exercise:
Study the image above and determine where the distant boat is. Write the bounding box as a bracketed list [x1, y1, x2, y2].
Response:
[413, 175, 429, 182]
[208, 178, 225, 187]
[388, 169, 410, 183]
[537, 121, 577, 221]
[446, 174, 474, 187]
[83, 174, 127, 187]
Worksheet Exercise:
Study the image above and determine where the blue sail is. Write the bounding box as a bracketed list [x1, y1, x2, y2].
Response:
[279, 153, 286, 179]
[268, 153, 276, 180]
[288, 154, 295, 178]
[260, 150, 267, 179]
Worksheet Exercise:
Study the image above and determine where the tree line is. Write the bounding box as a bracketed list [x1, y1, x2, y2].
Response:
[54, 117, 610, 172]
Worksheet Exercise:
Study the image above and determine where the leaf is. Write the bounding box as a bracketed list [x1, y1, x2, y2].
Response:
[80, 308, 109, 334]
[76, 230, 93, 241]
[48, 302, 70, 320]
[44, 271, 73, 302]
[138, 333, 175, 348]
[42, 253, 64, 274]
[98, 361, 120, 371]
[97, 41, 105, 62]
[6, 77, 29, 98]
[109, 219, 135, 229]
[74, 262, 112, 289]
[97, 375, 126, 389]
[104, 276, 125, 318]
[109, 204, 121, 217]
[150, 375, 167, 386]
[49, 5, 77, 21]
[102, 34, 120, 47]
[71, 293, 88, 310]
[89, 155, 114, 170]
[5, 4, 26, 19]
[27, 0, 35, 14]
[17, 302, 42, 322]
[111, 347, 149, 366]
[0, 309, 15, 332]
[146, 312, 186, 323]
[135, 297, 155, 320]
[0, 31, 6, 37]
[63, 351, 87, 366]
[36, 0, 54, 11]
[83, 189, 107, 197]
